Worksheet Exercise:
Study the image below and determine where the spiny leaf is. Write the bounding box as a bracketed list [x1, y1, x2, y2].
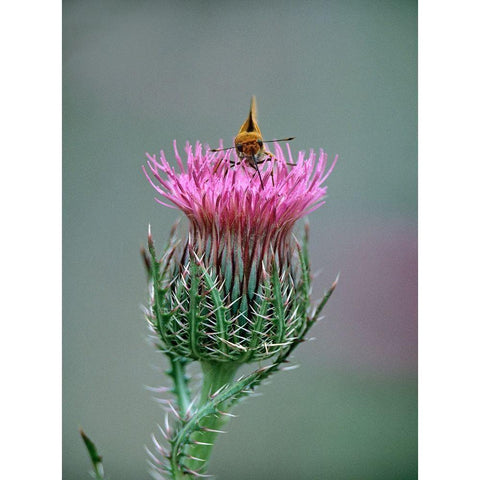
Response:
[308, 275, 338, 326]
[80, 428, 105, 480]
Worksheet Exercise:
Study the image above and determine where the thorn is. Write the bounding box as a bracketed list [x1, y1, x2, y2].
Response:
[167, 401, 182, 420]
[255, 366, 269, 373]
[210, 385, 227, 399]
[217, 410, 237, 418]
[191, 441, 214, 446]
[157, 424, 169, 441]
[145, 446, 160, 463]
[148, 224, 153, 246]
[237, 389, 262, 398]
[144, 385, 171, 393]
[146, 459, 169, 475]
[185, 455, 207, 462]
[280, 364, 300, 372]
[151, 433, 169, 457]
[145, 446, 170, 468]
[182, 468, 214, 478]
[185, 395, 199, 418]
[164, 413, 171, 436]
[258, 363, 275, 372]
[200, 426, 227, 434]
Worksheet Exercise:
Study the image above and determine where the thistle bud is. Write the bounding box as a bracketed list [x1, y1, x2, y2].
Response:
[143, 141, 336, 364]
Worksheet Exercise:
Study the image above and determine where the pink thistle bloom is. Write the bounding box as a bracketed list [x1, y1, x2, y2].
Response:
[143, 140, 337, 362]
[144, 140, 336, 248]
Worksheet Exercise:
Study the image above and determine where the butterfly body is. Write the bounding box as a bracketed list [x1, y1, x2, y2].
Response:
[234, 96, 269, 164]
[211, 97, 295, 187]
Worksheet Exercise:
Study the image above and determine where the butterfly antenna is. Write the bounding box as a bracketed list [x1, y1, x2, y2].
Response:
[262, 137, 295, 143]
[210, 146, 236, 152]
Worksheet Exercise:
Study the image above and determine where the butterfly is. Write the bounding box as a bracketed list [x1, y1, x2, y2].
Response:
[211, 96, 294, 188]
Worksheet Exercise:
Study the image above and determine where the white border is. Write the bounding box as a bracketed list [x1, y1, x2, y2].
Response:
[1, 1, 62, 478]
[2, 1, 480, 478]
[419, 0, 480, 478]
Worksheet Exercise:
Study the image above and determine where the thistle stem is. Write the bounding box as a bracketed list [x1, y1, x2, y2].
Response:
[168, 355, 191, 418]
[184, 361, 240, 472]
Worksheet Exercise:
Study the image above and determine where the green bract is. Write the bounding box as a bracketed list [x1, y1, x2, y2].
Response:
[145, 224, 311, 363]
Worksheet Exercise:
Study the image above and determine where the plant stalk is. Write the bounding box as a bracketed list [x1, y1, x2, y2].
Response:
[183, 361, 240, 473]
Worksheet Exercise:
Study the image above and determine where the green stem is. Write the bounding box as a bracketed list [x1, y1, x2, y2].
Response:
[168, 355, 191, 418]
[184, 361, 240, 472]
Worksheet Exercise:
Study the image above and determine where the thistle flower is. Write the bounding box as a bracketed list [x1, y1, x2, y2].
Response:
[143, 141, 337, 364]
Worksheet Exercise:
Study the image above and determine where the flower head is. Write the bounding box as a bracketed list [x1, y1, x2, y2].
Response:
[143, 141, 336, 362]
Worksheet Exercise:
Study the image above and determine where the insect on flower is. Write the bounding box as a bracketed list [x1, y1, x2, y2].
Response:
[210, 96, 295, 188]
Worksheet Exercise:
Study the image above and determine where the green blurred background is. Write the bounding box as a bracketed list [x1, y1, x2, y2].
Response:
[63, 0, 417, 478]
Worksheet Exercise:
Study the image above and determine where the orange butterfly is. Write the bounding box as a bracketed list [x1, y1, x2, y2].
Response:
[211, 96, 294, 188]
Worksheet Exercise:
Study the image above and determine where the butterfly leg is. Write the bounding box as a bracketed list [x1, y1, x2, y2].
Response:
[254, 153, 276, 187]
